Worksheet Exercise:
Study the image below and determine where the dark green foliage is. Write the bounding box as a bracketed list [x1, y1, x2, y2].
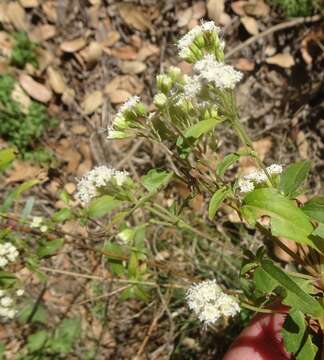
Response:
[271, 0, 314, 17]
[0, 75, 48, 154]
[10, 32, 38, 69]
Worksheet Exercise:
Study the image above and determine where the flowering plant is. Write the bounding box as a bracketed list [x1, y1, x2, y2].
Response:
[0, 22, 323, 358]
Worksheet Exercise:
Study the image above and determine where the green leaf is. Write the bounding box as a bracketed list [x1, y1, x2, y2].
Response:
[1, 179, 39, 212]
[0, 148, 16, 172]
[312, 224, 324, 238]
[0, 271, 16, 287]
[281, 309, 306, 353]
[253, 267, 278, 295]
[208, 187, 230, 220]
[19, 302, 47, 324]
[52, 208, 72, 222]
[49, 317, 81, 354]
[87, 195, 121, 218]
[261, 260, 324, 317]
[302, 196, 324, 223]
[141, 169, 173, 193]
[184, 117, 222, 139]
[279, 161, 311, 197]
[242, 188, 315, 248]
[37, 238, 64, 258]
[216, 150, 253, 177]
[104, 243, 126, 276]
[27, 330, 48, 352]
[296, 334, 318, 360]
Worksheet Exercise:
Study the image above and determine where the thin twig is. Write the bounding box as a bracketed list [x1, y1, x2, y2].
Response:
[225, 15, 322, 59]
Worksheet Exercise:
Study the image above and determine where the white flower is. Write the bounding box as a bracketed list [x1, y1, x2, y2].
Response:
[178, 21, 221, 54]
[0, 290, 4, 297]
[245, 170, 267, 184]
[75, 166, 129, 205]
[0, 257, 8, 268]
[183, 75, 202, 98]
[1, 296, 13, 307]
[5, 309, 16, 319]
[238, 179, 255, 193]
[118, 96, 140, 115]
[40, 225, 48, 233]
[16, 289, 24, 297]
[194, 54, 243, 89]
[186, 280, 240, 325]
[30, 216, 43, 228]
[266, 164, 283, 176]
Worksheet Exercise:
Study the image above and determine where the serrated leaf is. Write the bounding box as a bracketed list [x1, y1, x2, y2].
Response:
[141, 169, 173, 193]
[87, 195, 121, 218]
[302, 196, 324, 223]
[261, 260, 324, 317]
[184, 117, 222, 139]
[312, 224, 324, 238]
[208, 187, 230, 220]
[242, 188, 316, 248]
[281, 309, 306, 353]
[279, 161, 311, 197]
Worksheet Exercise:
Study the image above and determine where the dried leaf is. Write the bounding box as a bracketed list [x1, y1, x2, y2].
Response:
[19, 74, 52, 103]
[105, 75, 144, 97]
[80, 41, 103, 63]
[0, 32, 12, 58]
[102, 31, 120, 47]
[177, 7, 193, 28]
[60, 38, 87, 53]
[266, 53, 295, 68]
[192, 1, 206, 20]
[119, 60, 147, 75]
[207, 0, 225, 23]
[118, 4, 152, 31]
[71, 124, 87, 135]
[297, 131, 308, 159]
[19, 0, 39, 8]
[241, 16, 259, 35]
[37, 48, 54, 73]
[47, 67, 65, 94]
[231, 1, 248, 15]
[7, 2, 28, 31]
[6, 161, 43, 184]
[107, 90, 131, 104]
[109, 46, 137, 60]
[82, 90, 103, 115]
[30, 24, 56, 42]
[244, 0, 270, 17]
[61, 88, 75, 106]
[54, 138, 82, 173]
[11, 83, 31, 113]
[136, 43, 159, 61]
[234, 58, 255, 71]
[0, 4, 10, 23]
[41, 1, 57, 23]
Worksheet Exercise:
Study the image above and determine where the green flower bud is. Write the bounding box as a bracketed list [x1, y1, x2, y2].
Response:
[154, 93, 168, 108]
[134, 102, 147, 116]
[168, 66, 182, 82]
[156, 74, 173, 93]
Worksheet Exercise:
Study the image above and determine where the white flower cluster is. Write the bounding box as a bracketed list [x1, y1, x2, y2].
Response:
[0, 289, 24, 320]
[76, 165, 129, 205]
[239, 164, 283, 193]
[178, 21, 221, 58]
[194, 54, 243, 89]
[0, 242, 19, 268]
[107, 96, 140, 139]
[186, 280, 240, 326]
[183, 75, 202, 98]
[30, 216, 48, 233]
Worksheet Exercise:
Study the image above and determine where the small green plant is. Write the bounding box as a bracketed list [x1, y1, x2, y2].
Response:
[0, 75, 51, 156]
[10, 32, 38, 69]
[271, 0, 314, 17]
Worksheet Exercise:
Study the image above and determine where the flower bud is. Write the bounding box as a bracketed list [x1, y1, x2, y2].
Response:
[168, 66, 182, 82]
[156, 74, 173, 94]
[154, 93, 168, 108]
